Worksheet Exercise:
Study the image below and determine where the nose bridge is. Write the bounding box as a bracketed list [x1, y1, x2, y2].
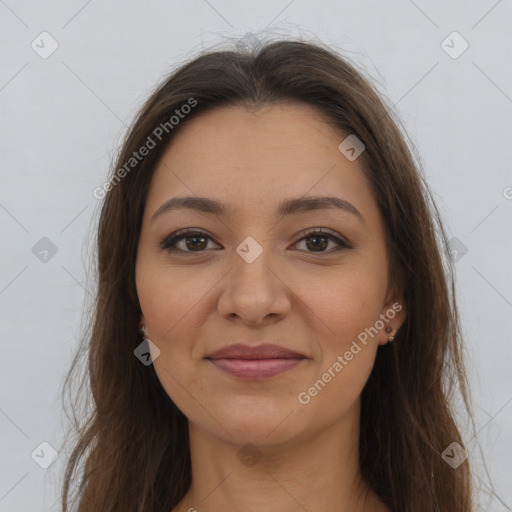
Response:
[232, 233, 276, 291]
[218, 233, 290, 322]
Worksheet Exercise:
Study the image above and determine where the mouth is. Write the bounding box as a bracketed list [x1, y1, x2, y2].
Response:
[205, 343, 307, 380]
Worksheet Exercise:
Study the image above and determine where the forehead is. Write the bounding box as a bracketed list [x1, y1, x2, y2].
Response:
[145, 103, 377, 222]
[157, 102, 342, 173]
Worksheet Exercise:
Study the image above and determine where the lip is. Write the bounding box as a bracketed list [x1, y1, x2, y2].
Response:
[205, 343, 307, 380]
[206, 343, 306, 360]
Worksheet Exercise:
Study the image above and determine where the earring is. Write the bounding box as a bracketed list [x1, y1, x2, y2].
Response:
[385, 326, 395, 342]
[139, 325, 147, 339]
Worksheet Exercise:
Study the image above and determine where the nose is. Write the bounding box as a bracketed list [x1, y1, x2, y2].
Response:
[217, 243, 291, 326]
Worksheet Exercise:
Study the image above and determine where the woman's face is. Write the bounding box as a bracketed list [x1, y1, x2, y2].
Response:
[135, 103, 406, 448]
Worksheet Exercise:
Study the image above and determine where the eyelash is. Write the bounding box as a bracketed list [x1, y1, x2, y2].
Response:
[160, 227, 353, 255]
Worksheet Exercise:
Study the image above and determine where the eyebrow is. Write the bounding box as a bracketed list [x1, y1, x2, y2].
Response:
[151, 195, 365, 224]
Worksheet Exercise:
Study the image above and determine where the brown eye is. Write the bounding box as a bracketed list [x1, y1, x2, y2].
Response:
[160, 227, 352, 255]
[294, 228, 352, 253]
[161, 230, 220, 253]
[304, 234, 329, 252]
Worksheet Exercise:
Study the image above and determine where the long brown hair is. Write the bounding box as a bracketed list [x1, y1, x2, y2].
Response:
[61, 37, 475, 511]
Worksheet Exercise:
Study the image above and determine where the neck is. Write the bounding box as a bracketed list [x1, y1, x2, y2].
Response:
[172, 402, 389, 512]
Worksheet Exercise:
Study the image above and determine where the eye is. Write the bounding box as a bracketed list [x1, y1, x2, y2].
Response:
[160, 229, 221, 253]
[160, 227, 352, 254]
[292, 227, 352, 253]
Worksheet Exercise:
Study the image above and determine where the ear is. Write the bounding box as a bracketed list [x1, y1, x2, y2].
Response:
[379, 272, 407, 346]
[139, 315, 145, 330]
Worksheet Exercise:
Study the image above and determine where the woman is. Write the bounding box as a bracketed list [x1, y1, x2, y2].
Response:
[61, 38, 475, 511]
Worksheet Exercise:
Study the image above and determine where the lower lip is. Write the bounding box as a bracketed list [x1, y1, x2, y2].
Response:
[208, 358, 304, 379]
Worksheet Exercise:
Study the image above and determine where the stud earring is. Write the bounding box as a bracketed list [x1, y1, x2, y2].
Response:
[385, 326, 396, 342]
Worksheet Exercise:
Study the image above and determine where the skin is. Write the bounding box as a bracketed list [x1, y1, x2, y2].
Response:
[135, 103, 406, 512]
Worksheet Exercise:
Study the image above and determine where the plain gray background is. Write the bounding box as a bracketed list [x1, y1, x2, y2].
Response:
[1, 1, 511, 510]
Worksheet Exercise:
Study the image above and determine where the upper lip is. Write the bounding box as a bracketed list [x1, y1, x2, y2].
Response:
[205, 343, 306, 360]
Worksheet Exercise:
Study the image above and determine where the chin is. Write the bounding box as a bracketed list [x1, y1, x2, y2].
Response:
[202, 394, 304, 447]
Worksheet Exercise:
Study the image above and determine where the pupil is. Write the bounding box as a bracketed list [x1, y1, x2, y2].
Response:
[307, 236, 327, 251]
[187, 236, 207, 250]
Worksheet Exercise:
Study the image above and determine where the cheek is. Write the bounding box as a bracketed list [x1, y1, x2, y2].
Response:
[136, 261, 220, 405]
[293, 267, 385, 397]
[292, 273, 383, 416]
[300, 266, 386, 345]
[137, 269, 205, 416]
[136, 259, 218, 340]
